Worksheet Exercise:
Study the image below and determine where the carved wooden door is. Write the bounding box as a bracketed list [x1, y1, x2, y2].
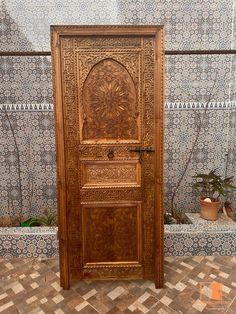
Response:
[51, 26, 164, 289]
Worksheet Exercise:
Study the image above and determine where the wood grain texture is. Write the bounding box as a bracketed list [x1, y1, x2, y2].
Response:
[82, 203, 141, 264]
[51, 25, 164, 289]
[51, 29, 70, 289]
[154, 27, 165, 288]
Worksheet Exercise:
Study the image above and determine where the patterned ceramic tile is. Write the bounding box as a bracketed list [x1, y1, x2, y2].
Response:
[165, 232, 236, 257]
[0, 0, 141, 51]
[165, 54, 233, 103]
[140, 0, 234, 50]
[0, 0, 33, 51]
[230, 55, 236, 101]
[0, 104, 53, 111]
[0, 227, 58, 259]
[0, 0, 234, 51]
[0, 111, 57, 220]
[164, 108, 235, 211]
[0, 56, 52, 105]
[0, 256, 235, 313]
[233, 5, 236, 50]
[116, 0, 142, 25]
[0, 226, 57, 234]
[226, 107, 236, 208]
[165, 214, 236, 256]
[1, 55, 235, 106]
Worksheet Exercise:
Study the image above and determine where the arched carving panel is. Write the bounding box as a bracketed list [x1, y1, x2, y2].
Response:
[82, 58, 139, 143]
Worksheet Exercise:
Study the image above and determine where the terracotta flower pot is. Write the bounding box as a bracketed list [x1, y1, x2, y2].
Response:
[199, 198, 220, 221]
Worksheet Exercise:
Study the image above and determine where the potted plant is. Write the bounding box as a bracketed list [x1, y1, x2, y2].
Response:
[193, 169, 236, 221]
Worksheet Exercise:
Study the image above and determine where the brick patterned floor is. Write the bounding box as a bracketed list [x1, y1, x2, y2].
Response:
[0, 256, 235, 313]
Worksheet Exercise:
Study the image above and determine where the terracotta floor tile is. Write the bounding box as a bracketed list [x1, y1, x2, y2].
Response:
[0, 256, 235, 313]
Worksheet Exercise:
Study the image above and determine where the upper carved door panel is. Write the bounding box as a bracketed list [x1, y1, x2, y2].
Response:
[74, 37, 142, 144]
[82, 59, 139, 143]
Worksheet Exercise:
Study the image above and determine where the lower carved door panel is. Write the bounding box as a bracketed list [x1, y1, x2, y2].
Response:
[51, 25, 164, 288]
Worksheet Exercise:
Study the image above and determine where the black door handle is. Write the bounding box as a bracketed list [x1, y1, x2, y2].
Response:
[129, 146, 155, 153]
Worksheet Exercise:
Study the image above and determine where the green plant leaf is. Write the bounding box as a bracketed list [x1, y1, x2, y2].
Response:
[193, 169, 235, 199]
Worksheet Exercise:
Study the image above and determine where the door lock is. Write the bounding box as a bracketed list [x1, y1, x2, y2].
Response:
[129, 146, 154, 162]
[129, 146, 155, 153]
[107, 149, 114, 159]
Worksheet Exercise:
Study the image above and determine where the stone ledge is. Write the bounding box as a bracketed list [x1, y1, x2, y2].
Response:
[165, 214, 236, 256]
[0, 227, 58, 259]
[165, 213, 236, 233]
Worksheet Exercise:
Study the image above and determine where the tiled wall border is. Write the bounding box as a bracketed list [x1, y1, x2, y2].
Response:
[0, 104, 53, 111]
[165, 101, 235, 110]
[0, 102, 235, 112]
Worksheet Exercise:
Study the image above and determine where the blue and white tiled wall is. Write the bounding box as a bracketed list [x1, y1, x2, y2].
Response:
[1, 0, 234, 51]
[0, 0, 235, 219]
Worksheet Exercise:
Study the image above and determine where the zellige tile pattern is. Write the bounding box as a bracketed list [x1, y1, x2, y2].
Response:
[0, 0, 234, 51]
[0, 112, 57, 221]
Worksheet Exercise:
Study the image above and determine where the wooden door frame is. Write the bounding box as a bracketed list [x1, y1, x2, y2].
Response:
[51, 25, 164, 289]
